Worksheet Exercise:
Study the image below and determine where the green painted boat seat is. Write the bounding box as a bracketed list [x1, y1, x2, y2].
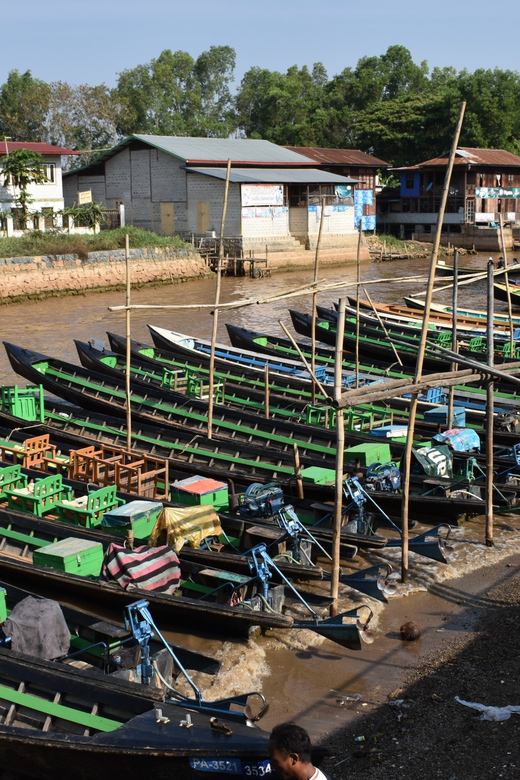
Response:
[0, 684, 122, 732]
[4, 474, 73, 517]
[0, 465, 28, 500]
[54, 485, 124, 528]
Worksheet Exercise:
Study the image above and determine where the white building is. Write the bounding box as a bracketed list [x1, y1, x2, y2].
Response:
[63, 135, 360, 252]
[0, 141, 81, 229]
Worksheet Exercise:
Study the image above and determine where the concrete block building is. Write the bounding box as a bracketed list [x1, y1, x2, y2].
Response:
[63, 136, 360, 252]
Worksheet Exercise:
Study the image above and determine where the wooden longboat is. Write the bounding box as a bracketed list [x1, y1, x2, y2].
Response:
[335, 303, 512, 342]
[348, 296, 520, 332]
[3, 342, 346, 467]
[403, 296, 520, 324]
[75, 339, 312, 423]
[317, 305, 516, 359]
[0, 651, 273, 780]
[288, 309, 519, 371]
[434, 261, 485, 278]
[0, 507, 295, 635]
[0, 578, 221, 680]
[225, 322, 520, 424]
[0, 458, 331, 577]
[106, 331, 328, 403]
[494, 282, 520, 307]
[147, 325, 327, 382]
[0, 402, 499, 527]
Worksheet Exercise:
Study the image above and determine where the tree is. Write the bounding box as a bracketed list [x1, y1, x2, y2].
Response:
[0, 70, 50, 141]
[115, 46, 237, 138]
[1, 148, 48, 225]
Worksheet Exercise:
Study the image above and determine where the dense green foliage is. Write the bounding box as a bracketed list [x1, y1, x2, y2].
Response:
[0, 226, 189, 259]
[1, 45, 520, 167]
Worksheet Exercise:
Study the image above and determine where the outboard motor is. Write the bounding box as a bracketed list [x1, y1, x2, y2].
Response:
[494, 411, 520, 433]
[364, 462, 401, 492]
[238, 482, 285, 518]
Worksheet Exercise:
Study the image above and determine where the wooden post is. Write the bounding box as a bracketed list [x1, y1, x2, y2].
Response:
[125, 232, 132, 452]
[499, 213, 515, 354]
[447, 249, 459, 427]
[311, 196, 326, 404]
[486, 259, 495, 547]
[399, 101, 466, 583]
[208, 159, 231, 439]
[355, 221, 362, 388]
[293, 443, 304, 499]
[331, 297, 346, 615]
[264, 364, 270, 419]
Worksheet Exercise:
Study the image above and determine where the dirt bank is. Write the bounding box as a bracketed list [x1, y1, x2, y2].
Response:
[320, 557, 520, 779]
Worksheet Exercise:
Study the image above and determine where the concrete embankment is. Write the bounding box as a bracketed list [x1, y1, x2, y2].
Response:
[0, 246, 213, 304]
[0, 241, 371, 305]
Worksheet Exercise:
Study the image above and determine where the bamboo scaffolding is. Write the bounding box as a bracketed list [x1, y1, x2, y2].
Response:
[399, 100, 466, 583]
[124, 232, 132, 451]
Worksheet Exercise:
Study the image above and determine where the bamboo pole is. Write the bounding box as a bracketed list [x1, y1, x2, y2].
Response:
[311, 197, 327, 404]
[293, 443, 304, 499]
[264, 364, 270, 419]
[278, 320, 330, 400]
[125, 232, 132, 452]
[498, 213, 515, 354]
[362, 286, 403, 366]
[208, 159, 231, 439]
[486, 260, 495, 547]
[355, 222, 362, 388]
[399, 100, 466, 584]
[447, 249, 459, 427]
[331, 297, 346, 616]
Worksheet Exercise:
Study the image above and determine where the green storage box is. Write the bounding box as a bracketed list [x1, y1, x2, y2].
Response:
[344, 442, 392, 467]
[301, 466, 336, 485]
[171, 475, 229, 510]
[33, 538, 104, 577]
[101, 500, 163, 540]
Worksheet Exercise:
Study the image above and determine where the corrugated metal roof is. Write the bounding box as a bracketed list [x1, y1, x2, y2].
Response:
[395, 147, 520, 170]
[0, 142, 80, 156]
[134, 135, 314, 165]
[284, 146, 390, 167]
[186, 168, 361, 184]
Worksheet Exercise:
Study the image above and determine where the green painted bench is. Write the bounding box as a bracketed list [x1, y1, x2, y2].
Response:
[0, 465, 28, 501]
[4, 474, 73, 517]
[54, 484, 125, 528]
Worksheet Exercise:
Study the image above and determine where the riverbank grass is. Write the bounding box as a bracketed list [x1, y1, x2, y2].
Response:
[0, 226, 190, 260]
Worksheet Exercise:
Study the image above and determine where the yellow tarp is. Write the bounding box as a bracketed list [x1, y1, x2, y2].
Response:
[149, 505, 223, 552]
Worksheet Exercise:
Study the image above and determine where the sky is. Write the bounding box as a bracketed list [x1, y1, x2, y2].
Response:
[3, 0, 520, 89]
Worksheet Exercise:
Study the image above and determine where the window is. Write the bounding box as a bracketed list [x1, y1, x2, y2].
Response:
[43, 164, 55, 183]
[405, 174, 415, 190]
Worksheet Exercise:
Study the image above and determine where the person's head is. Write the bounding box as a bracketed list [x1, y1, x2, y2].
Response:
[268, 722, 313, 779]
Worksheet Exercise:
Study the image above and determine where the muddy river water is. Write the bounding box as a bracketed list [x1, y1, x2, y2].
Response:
[1, 252, 519, 748]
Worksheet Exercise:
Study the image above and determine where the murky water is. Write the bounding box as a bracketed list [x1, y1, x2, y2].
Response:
[1, 251, 519, 744]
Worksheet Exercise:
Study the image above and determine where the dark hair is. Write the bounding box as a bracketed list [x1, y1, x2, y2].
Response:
[270, 722, 312, 763]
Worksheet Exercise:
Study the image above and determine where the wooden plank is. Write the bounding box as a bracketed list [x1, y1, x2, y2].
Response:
[0, 684, 123, 732]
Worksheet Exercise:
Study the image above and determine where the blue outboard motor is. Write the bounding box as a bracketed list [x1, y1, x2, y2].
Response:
[364, 462, 401, 492]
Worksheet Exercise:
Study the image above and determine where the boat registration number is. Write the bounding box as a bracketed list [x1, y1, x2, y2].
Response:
[189, 758, 271, 775]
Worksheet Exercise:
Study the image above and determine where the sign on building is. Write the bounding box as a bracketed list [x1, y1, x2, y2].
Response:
[78, 190, 92, 205]
[241, 184, 283, 207]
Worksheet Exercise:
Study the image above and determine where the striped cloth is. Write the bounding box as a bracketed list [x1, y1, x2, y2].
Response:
[102, 543, 181, 594]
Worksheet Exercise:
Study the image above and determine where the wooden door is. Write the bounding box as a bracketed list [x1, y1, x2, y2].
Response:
[160, 202, 174, 235]
[196, 202, 210, 234]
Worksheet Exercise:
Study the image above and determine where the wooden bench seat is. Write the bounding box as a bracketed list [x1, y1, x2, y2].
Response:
[54, 485, 124, 528]
[0, 465, 28, 501]
[4, 474, 73, 517]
